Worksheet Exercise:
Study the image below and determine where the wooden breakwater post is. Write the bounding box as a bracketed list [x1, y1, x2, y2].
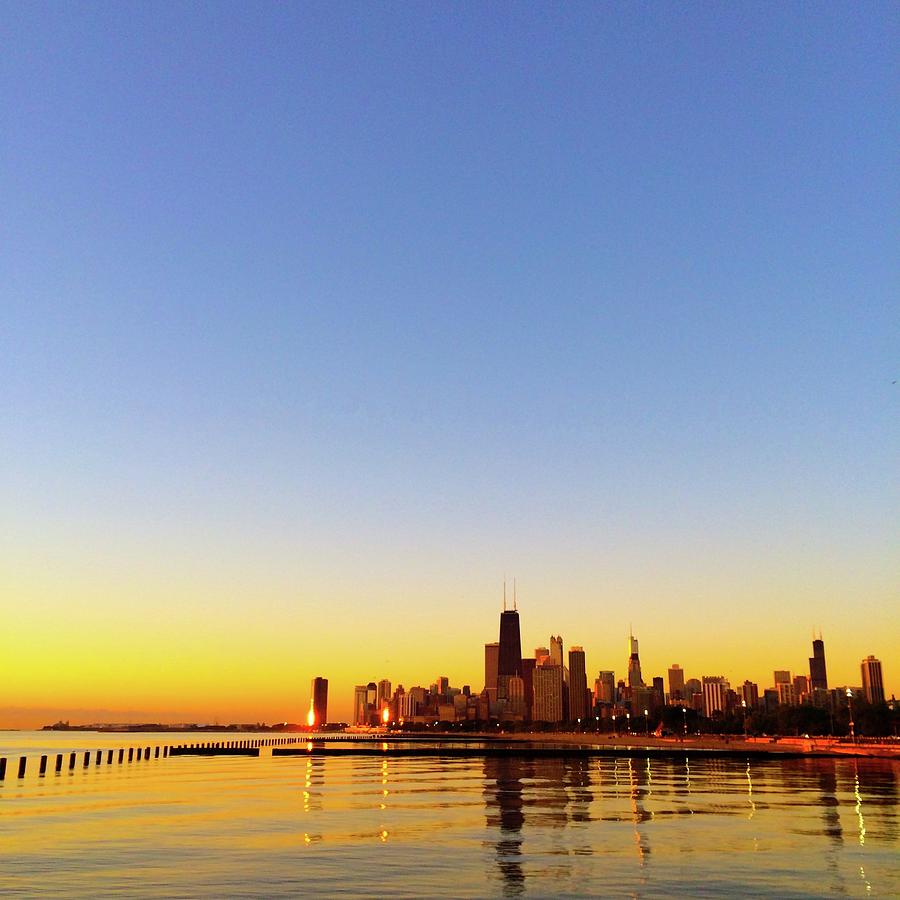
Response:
[0, 758, 6, 781]
[17, 757, 27, 779]
[55, 753, 63, 773]
[68, 752, 76, 770]
[128, 748, 134, 763]
[118, 749, 124, 763]
[83, 751, 90, 767]
[39, 755, 48, 776]
[107, 750, 113, 764]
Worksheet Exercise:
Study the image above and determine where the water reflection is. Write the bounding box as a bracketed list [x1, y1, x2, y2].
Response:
[483, 757, 529, 895]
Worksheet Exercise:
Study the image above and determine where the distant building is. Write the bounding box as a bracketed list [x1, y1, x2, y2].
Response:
[520, 657, 536, 721]
[534, 646, 549, 659]
[651, 676, 665, 709]
[550, 635, 564, 668]
[741, 681, 759, 708]
[668, 664, 685, 702]
[568, 646, 588, 721]
[310, 677, 328, 727]
[793, 674, 809, 703]
[595, 671, 616, 705]
[627, 631, 644, 688]
[378, 680, 392, 704]
[809, 635, 828, 691]
[484, 642, 499, 702]
[353, 685, 369, 725]
[498, 606, 523, 699]
[505, 676, 526, 718]
[684, 678, 701, 702]
[776, 681, 797, 707]
[701, 676, 729, 718]
[861, 656, 885, 704]
[773, 670, 791, 686]
[533, 660, 564, 723]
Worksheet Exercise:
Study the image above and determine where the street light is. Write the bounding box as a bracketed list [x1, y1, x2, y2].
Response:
[741, 699, 747, 738]
[644, 708, 650, 737]
[682, 707, 687, 739]
[626, 712, 631, 734]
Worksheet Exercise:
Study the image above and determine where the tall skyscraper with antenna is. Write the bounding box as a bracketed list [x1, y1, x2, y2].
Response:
[627, 629, 644, 688]
[809, 631, 828, 692]
[497, 581, 522, 699]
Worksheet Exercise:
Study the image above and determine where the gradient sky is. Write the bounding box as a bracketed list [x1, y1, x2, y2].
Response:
[2, 4, 897, 727]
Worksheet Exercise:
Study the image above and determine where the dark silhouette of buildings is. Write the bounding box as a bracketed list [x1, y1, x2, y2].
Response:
[311, 677, 328, 726]
[498, 604, 523, 699]
[810, 634, 828, 691]
[861, 655, 885, 704]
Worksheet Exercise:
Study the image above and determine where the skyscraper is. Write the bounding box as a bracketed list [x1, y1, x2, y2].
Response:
[378, 679, 392, 704]
[484, 642, 500, 702]
[533, 660, 564, 723]
[809, 635, 828, 691]
[568, 646, 588, 721]
[595, 671, 616, 704]
[353, 685, 369, 726]
[701, 676, 729, 718]
[310, 677, 328, 727]
[668, 664, 685, 701]
[498, 604, 523, 698]
[627, 631, 644, 688]
[550, 635, 564, 668]
[861, 656, 885, 704]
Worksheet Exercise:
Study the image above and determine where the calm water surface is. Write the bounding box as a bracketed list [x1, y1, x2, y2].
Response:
[0, 732, 897, 897]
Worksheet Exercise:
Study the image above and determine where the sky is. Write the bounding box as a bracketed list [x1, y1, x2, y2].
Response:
[1, 3, 897, 727]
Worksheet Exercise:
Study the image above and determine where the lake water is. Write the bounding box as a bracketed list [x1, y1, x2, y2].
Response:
[0, 732, 897, 897]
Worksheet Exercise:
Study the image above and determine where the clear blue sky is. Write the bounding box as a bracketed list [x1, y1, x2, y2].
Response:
[1, 3, 897, 722]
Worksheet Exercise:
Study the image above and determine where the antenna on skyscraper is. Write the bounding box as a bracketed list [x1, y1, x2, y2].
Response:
[503, 577, 507, 612]
[513, 578, 517, 611]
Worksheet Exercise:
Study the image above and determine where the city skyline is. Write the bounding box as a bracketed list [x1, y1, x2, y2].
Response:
[4, 594, 895, 728]
[3, 5, 897, 731]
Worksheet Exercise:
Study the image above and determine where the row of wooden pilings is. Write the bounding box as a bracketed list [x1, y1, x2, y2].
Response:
[0, 735, 304, 781]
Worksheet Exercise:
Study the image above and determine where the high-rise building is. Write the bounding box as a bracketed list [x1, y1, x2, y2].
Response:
[568, 646, 588, 721]
[378, 680, 392, 704]
[353, 685, 369, 725]
[861, 656, 885, 704]
[776, 681, 797, 706]
[534, 646, 549, 659]
[310, 677, 328, 727]
[651, 676, 665, 709]
[809, 635, 828, 691]
[506, 676, 526, 718]
[741, 681, 759, 708]
[627, 631, 644, 687]
[436, 675, 450, 698]
[520, 657, 536, 721]
[793, 674, 809, 702]
[550, 635, 564, 668]
[701, 676, 729, 718]
[595, 671, 616, 705]
[773, 670, 791, 686]
[498, 606, 523, 697]
[668, 664, 685, 702]
[484, 642, 499, 702]
[533, 660, 564, 723]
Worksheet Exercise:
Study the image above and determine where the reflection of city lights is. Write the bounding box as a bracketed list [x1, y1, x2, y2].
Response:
[307, 707, 315, 728]
[380, 830, 389, 842]
[382, 707, 390, 724]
